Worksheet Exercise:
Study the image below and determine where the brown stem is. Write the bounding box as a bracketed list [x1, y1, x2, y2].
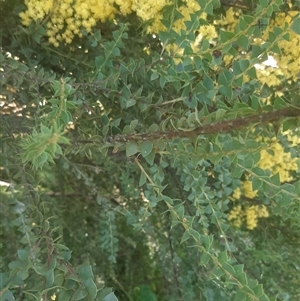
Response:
[108, 106, 300, 143]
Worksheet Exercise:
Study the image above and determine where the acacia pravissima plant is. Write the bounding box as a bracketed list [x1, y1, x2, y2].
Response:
[1, 0, 300, 300]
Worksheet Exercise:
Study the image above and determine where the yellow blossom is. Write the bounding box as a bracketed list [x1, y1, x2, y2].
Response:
[258, 140, 297, 182]
[231, 188, 241, 200]
[242, 180, 258, 199]
[245, 206, 258, 230]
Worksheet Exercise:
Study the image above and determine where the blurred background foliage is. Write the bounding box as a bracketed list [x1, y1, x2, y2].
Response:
[1, 0, 300, 300]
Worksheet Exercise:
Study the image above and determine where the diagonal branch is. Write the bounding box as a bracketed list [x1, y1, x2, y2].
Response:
[108, 106, 300, 143]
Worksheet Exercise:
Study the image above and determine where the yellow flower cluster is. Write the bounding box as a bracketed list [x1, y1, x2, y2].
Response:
[283, 130, 300, 147]
[213, 3, 299, 88]
[242, 180, 258, 198]
[228, 181, 261, 230]
[255, 8, 300, 85]
[227, 204, 243, 227]
[255, 68, 283, 87]
[19, 0, 54, 26]
[231, 187, 241, 200]
[194, 25, 218, 48]
[228, 204, 269, 230]
[146, 0, 213, 63]
[19, 0, 216, 50]
[258, 138, 298, 182]
[159, 1, 219, 63]
[132, 0, 170, 33]
[214, 7, 240, 32]
[228, 134, 297, 230]
[170, 0, 201, 33]
[270, 12, 300, 83]
[244, 205, 269, 230]
[20, 0, 134, 46]
[230, 179, 258, 202]
[20, 0, 184, 46]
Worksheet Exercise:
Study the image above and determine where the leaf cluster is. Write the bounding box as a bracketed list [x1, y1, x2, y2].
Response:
[1, 1, 300, 301]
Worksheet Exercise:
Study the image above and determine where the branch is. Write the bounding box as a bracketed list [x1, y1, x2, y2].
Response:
[107, 106, 300, 143]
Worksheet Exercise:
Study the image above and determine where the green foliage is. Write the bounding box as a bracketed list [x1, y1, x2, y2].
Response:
[290, 13, 300, 34]
[20, 125, 70, 170]
[1, 1, 300, 301]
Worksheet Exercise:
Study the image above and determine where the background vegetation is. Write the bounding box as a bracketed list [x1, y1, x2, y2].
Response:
[1, 0, 300, 300]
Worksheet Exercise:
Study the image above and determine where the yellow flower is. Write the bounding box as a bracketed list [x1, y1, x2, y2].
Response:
[232, 188, 241, 200]
[245, 206, 258, 230]
[258, 140, 297, 182]
[257, 205, 269, 218]
[242, 180, 257, 199]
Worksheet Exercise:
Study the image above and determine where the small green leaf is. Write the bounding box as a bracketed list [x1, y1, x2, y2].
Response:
[129, 120, 138, 132]
[218, 251, 228, 263]
[282, 119, 297, 132]
[10, 275, 23, 286]
[95, 56, 105, 71]
[103, 292, 119, 301]
[48, 257, 57, 270]
[219, 30, 235, 43]
[173, 9, 184, 22]
[32, 264, 47, 275]
[273, 96, 286, 109]
[252, 177, 262, 191]
[210, 266, 224, 278]
[290, 17, 300, 35]
[58, 289, 72, 300]
[83, 278, 97, 299]
[180, 231, 191, 244]
[121, 85, 130, 99]
[139, 172, 147, 186]
[17, 249, 29, 261]
[112, 47, 120, 56]
[73, 288, 87, 300]
[237, 35, 249, 50]
[125, 142, 139, 157]
[233, 264, 244, 274]
[277, 194, 293, 207]
[148, 124, 159, 133]
[173, 203, 184, 220]
[0, 290, 15, 301]
[238, 60, 250, 72]
[222, 43, 232, 53]
[97, 288, 113, 300]
[236, 272, 248, 285]
[78, 265, 94, 281]
[150, 72, 159, 81]
[201, 235, 213, 251]
[0, 273, 9, 290]
[59, 250, 72, 261]
[200, 253, 210, 265]
[247, 67, 257, 78]
[232, 61, 241, 76]
[40, 124, 52, 135]
[252, 284, 264, 296]
[140, 141, 153, 158]
[233, 290, 246, 301]
[203, 74, 214, 90]
[159, 76, 166, 88]
[219, 86, 232, 97]
[144, 149, 156, 165]
[125, 99, 136, 108]
[45, 269, 54, 288]
[222, 262, 235, 274]
[60, 111, 70, 125]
